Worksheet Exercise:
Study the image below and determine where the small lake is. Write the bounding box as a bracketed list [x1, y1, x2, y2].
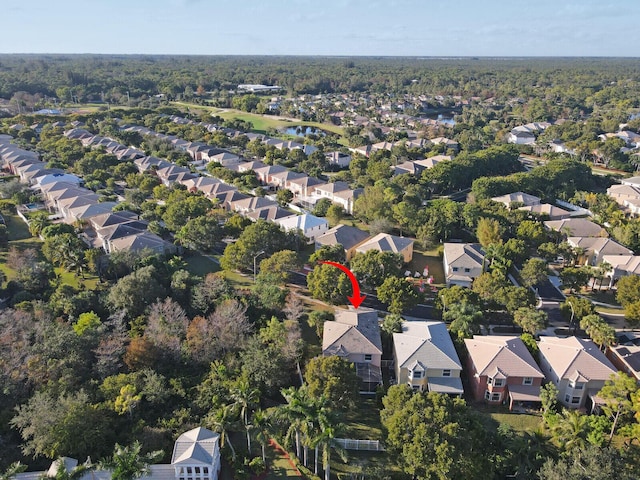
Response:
[422, 112, 456, 126]
[284, 126, 326, 137]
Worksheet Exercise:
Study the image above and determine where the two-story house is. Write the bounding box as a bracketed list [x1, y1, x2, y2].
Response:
[464, 335, 545, 410]
[442, 243, 485, 287]
[322, 307, 383, 392]
[538, 336, 617, 410]
[393, 321, 464, 396]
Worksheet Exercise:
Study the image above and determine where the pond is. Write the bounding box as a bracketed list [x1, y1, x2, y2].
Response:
[283, 126, 326, 137]
[422, 112, 456, 126]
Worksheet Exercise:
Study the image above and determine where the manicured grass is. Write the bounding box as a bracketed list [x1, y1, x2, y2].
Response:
[342, 398, 383, 440]
[489, 412, 543, 432]
[474, 404, 543, 433]
[54, 269, 100, 290]
[4, 214, 32, 241]
[170, 102, 345, 136]
[408, 250, 445, 286]
[183, 252, 220, 277]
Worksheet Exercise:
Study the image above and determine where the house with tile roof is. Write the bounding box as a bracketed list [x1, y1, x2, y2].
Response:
[245, 205, 296, 223]
[322, 307, 383, 392]
[276, 213, 329, 242]
[607, 332, 640, 382]
[544, 218, 608, 238]
[354, 233, 414, 263]
[602, 255, 640, 286]
[14, 427, 221, 480]
[442, 242, 485, 287]
[518, 203, 572, 220]
[315, 225, 371, 261]
[172, 427, 221, 480]
[464, 336, 545, 410]
[393, 321, 463, 396]
[538, 336, 617, 409]
[491, 191, 541, 208]
[567, 237, 633, 266]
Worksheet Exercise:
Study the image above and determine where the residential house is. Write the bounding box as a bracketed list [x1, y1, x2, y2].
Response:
[491, 191, 541, 208]
[325, 151, 351, 167]
[276, 213, 329, 242]
[464, 336, 545, 410]
[429, 137, 459, 151]
[315, 225, 370, 261]
[96, 222, 148, 253]
[620, 176, 640, 187]
[538, 336, 617, 410]
[89, 210, 141, 230]
[109, 230, 177, 255]
[567, 237, 633, 266]
[507, 130, 536, 145]
[602, 255, 640, 287]
[544, 218, 608, 238]
[65, 202, 119, 224]
[607, 184, 640, 207]
[607, 332, 640, 382]
[518, 203, 572, 220]
[354, 233, 414, 263]
[254, 164, 288, 186]
[229, 196, 278, 214]
[287, 176, 326, 198]
[172, 427, 221, 480]
[245, 205, 296, 222]
[442, 242, 485, 287]
[322, 307, 383, 391]
[393, 321, 464, 396]
[269, 170, 306, 190]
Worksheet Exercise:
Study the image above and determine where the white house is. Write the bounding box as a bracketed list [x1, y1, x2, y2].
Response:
[538, 336, 617, 410]
[276, 213, 329, 242]
[442, 243, 485, 287]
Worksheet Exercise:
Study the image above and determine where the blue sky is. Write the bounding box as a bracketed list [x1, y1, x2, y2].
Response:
[2, 0, 639, 56]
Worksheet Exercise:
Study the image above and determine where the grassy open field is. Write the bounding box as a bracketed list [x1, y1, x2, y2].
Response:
[170, 102, 345, 136]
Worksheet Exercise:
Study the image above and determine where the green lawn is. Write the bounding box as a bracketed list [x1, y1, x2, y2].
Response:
[490, 412, 543, 432]
[170, 102, 344, 136]
[342, 398, 383, 440]
[183, 252, 220, 277]
[474, 404, 543, 433]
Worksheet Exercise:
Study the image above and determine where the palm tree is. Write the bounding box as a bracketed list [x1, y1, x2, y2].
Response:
[208, 403, 240, 461]
[28, 212, 50, 237]
[252, 409, 272, 464]
[551, 410, 589, 452]
[230, 377, 260, 452]
[315, 414, 347, 480]
[278, 386, 320, 466]
[43, 459, 94, 480]
[1, 463, 27, 480]
[98, 441, 163, 480]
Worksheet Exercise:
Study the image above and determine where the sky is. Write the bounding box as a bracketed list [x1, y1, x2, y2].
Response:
[2, 0, 639, 57]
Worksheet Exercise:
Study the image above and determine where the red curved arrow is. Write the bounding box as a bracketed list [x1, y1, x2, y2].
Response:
[319, 260, 366, 309]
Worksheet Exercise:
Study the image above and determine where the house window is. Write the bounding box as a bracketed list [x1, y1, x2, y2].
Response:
[523, 377, 533, 385]
[411, 370, 422, 379]
[491, 393, 501, 402]
[487, 377, 492, 385]
[411, 384, 420, 391]
[564, 394, 570, 403]
[442, 369, 451, 377]
[485, 390, 490, 400]
[452, 267, 459, 272]
[571, 396, 581, 404]
[573, 383, 584, 390]
[364, 354, 372, 362]
[464, 268, 471, 273]
[493, 378, 504, 387]
[203, 468, 208, 475]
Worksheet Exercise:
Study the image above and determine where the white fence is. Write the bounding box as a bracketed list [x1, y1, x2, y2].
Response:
[334, 438, 384, 451]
